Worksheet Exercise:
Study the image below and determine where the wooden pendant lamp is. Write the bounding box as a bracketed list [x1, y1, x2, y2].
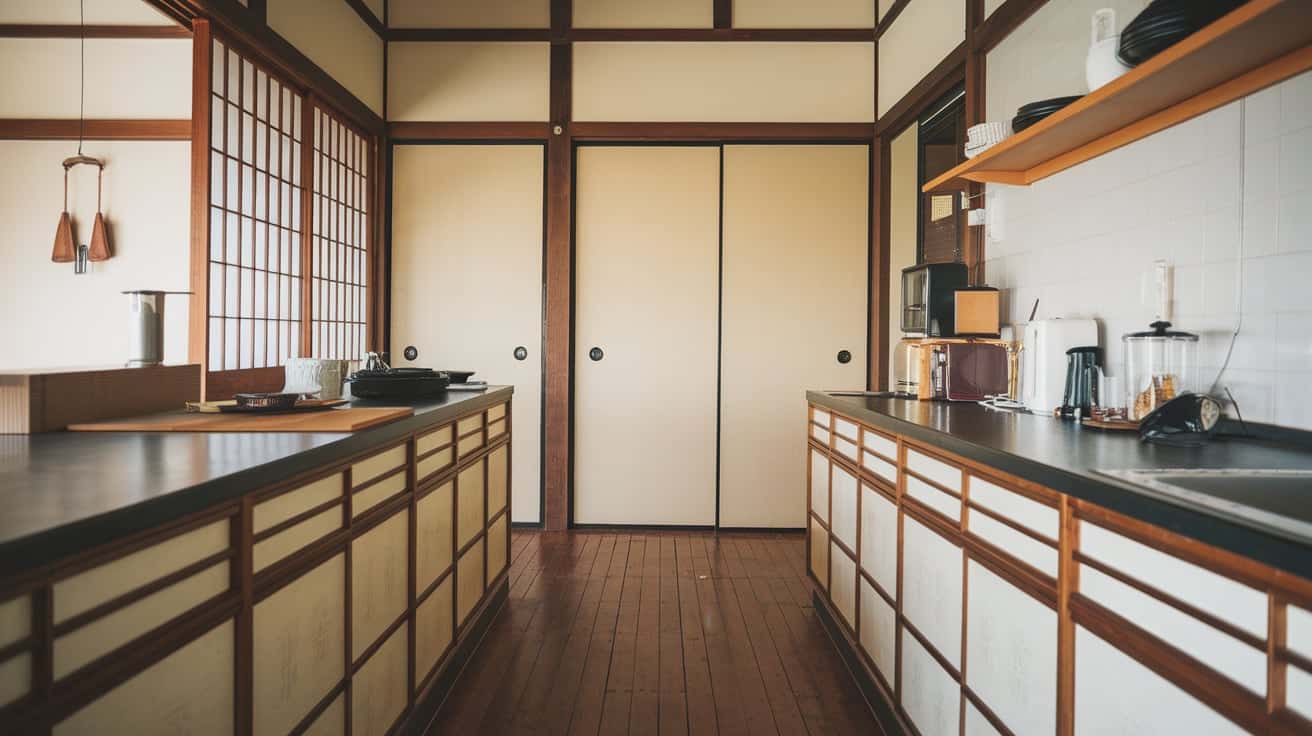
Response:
[52, 0, 111, 265]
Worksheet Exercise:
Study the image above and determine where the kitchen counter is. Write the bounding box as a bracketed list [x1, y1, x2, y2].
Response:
[0, 386, 514, 733]
[807, 390, 1312, 580]
[806, 391, 1312, 735]
[0, 387, 511, 578]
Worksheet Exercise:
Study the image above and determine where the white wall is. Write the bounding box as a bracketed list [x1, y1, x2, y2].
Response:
[0, 140, 192, 370]
[983, 3, 1312, 429]
[0, 2, 192, 371]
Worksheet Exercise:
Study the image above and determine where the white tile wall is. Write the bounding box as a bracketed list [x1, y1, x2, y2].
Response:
[984, 71, 1312, 430]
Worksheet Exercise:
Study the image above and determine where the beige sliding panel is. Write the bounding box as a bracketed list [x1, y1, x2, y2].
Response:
[733, 0, 875, 28]
[573, 43, 875, 123]
[392, 144, 545, 523]
[573, 146, 720, 526]
[573, 0, 713, 28]
[388, 0, 550, 28]
[720, 145, 868, 528]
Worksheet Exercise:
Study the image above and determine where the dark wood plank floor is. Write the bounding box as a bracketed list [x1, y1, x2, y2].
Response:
[426, 530, 881, 735]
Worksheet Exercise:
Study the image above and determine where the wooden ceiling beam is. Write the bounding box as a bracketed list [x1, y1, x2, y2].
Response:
[0, 118, 190, 140]
[0, 24, 190, 39]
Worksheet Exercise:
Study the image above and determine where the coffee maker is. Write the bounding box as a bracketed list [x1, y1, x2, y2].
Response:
[893, 263, 969, 396]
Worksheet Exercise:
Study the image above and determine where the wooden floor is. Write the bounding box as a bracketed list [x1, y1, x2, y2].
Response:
[425, 530, 881, 735]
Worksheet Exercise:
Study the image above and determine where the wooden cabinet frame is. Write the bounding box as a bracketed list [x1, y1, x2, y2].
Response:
[0, 401, 513, 735]
[807, 403, 1312, 736]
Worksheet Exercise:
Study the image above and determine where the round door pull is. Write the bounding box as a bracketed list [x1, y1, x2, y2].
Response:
[589, 347, 604, 362]
[403, 345, 418, 361]
[837, 350, 852, 365]
[513, 346, 528, 361]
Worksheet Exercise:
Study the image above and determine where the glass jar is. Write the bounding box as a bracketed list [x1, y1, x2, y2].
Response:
[1122, 321, 1199, 421]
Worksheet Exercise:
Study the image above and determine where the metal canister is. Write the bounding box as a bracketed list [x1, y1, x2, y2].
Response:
[123, 290, 190, 367]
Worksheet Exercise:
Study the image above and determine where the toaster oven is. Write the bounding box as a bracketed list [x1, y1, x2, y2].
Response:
[902, 262, 969, 337]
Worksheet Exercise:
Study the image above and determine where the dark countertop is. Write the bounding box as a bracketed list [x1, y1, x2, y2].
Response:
[808, 392, 1312, 581]
[0, 387, 512, 579]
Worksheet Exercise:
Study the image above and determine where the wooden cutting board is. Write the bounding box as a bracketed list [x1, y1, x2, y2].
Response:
[68, 406, 413, 433]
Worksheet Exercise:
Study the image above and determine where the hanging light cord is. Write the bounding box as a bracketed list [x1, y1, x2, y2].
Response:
[77, 0, 85, 156]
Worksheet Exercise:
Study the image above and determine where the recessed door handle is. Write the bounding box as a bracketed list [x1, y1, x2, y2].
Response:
[513, 346, 528, 361]
[837, 350, 852, 365]
[589, 347, 604, 362]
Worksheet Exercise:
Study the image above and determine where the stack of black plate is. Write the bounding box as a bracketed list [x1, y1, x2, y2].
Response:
[1118, 0, 1246, 67]
[1012, 96, 1083, 133]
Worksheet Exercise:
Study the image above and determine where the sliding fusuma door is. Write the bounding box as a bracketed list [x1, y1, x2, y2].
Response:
[719, 144, 869, 528]
[573, 146, 720, 525]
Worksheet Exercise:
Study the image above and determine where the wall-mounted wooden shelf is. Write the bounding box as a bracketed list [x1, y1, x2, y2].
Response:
[923, 0, 1312, 192]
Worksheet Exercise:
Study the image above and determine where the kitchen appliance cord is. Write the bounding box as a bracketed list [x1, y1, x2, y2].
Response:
[1208, 98, 1245, 397]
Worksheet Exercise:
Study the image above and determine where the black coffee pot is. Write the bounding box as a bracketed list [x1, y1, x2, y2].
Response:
[1059, 346, 1101, 420]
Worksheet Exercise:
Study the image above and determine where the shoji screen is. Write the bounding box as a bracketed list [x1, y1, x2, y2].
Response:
[308, 109, 370, 360]
[207, 36, 304, 372]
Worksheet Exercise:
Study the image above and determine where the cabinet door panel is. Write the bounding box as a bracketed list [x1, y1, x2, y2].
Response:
[416, 481, 454, 592]
[351, 446, 406, 489]
[1288, 605, 1312, 660]
[254, 507, 342, 572]
[0, 653, 29, 709]
[830, 463, 858, 551]
[902, 515, 963, 668]
[1075, 625, 1245, 735]
[352, 470, 407, 519]
[391, 144, 544, 524]
[905, 448, 962, 493]
[810, 449, 829, 524]
[0, 594, 29, 648]
[457, 459, 485, 549]
[457, 539, 485, 626]
[254, 554, 346, 736]
[351, 510, 409, 660]
[830, 544, 857, 628]
[487, 444, 509, 520]
[352, 623, 408, 736]
[965, 560, 1056, 735]
[859, 576, 895, 682]
[719, 145, 868, 527]
[901, 628, 960, 736]
[809, 518, 829, 590]
[54, 561, 229, 679]
[53, 621, 234, 736]
[1289, 665, 1312, 721]
[1080, 565, 1266, 694]
[303, 693, 345, 736]
[964, 700, 1003, 736]
[860, 484, 897, 593]
[254, 473, 343, 534]
[416, 424, 453, 457]
[53, 519, 229, 624]
[487, 515, 508, 582]
[574, 146, 719, 526]
[415, 578, 454, 687]
[1079, 520, 1266, 639]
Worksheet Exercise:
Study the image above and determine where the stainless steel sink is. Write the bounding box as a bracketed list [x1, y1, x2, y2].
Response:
[1096, 469, 1312, 543]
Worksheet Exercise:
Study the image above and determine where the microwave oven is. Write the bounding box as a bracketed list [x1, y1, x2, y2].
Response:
[901, 262, 969, 337]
